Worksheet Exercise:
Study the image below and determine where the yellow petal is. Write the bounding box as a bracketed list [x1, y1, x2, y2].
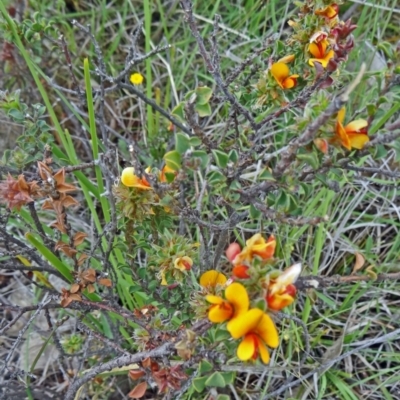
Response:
[227, 308, 263, 339]
[255, 313, 279, 348]
[277, 54, 295, 64]
[208, 302, 233, 323]
[237, 334, 256, 361]
[205, 295, 224, 305]
[257, 340, 271, 364]
[121, 167, 136, 186]
[245, 233, 263, 248]
[160, 271, 168, 286]
[337, 108, 346, 124]
[120, 167, 152, 189]
[348, 134, 369, 149]
[225, 282, 249, 317]
[271, 63, 290, 88]
[282, 75, 299, 89]
[345, 119, 368, 133]
[200, 270, 227, 287]
[322, 49, 335, 65]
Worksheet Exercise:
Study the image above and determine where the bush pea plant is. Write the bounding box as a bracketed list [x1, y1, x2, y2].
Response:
[1, 0, 400, 399]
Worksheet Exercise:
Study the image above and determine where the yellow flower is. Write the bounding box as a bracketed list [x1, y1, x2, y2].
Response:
[315, 4, 339, 19]
[199, 270, 227, 288]
[266, 263, 301, 311]
[270, 62, 299, 89]
[333, 108, 369, 150]
[227, 308, 279, 364]
[308, 39, 335, 68]
[174, 256, 193, 271]
[130, 72, 144, 85]
[205, 282, 249, 324]
[120, 167, 151, 190]
[233, 234, 276, 265]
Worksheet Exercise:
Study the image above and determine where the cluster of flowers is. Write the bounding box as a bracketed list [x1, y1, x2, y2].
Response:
[199, 234, 301, 364]
[268, 2, 369, 151]
[120, 165, 175, 189]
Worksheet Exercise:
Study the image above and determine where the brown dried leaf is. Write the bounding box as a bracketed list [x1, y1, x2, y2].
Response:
[128, 370, 145, 380]
[352, 252, 365, 274]
[55, 241, 77, 258]
[141, 358, 151, 369]
[77, 253, 89, 266]
[70, 283, 81, 293]
[82, 268, 96, 283]
[50, 220, 67, 234]
[61, 297, 73, 307]
[60, 194, 79, 208]
[128, 382, 147, 399]
[41, 199, 54, 211]
[53, 168, 78, 193]
[70, 293, 82, 301]
[86, 284, 95, 293]
[37, 161, 52, 181]
[73, 232, 88, 247]
[98, 278, 112, 287]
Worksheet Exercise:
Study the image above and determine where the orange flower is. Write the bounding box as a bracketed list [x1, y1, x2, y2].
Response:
[270, 62, 299, 89]
[233, 234, 276, 265]
[334, 108, 369, 150]
[308, 39, 335, 68]
[121, 167, 151, 189]
[227, 308, 279, 364]
[315, 4, 339, 19]
[266, 263, 301, 311]
[232, 265, 250, 279]
[205, 282, 249, 324]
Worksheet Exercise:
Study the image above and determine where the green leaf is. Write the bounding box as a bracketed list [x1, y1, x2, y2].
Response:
[366, 104, 376, 116]
[195, 102, 211, 117]
[195, 86, 213, 104]
[229, 149, 238, 163]
[163, 150, 181, 171]
[373, 144, 387, 159]
[25, 232, 73, 283]
[217, 395, 231, 400]
[249, 204, 261, 219]
[314, 290, 336, 309]
[191, 150, 209, 168]
[297, 153, 319, 169]
[220, 371, 235, 385]
[171, 102, 185, 122]
[199, 360, 213, 374]
[192, 376, 208, 393]
[175, 132, 190, 154]
[207, 170, 226, 184]
[205, 372, 226, 388]
[212, 149, 229, 169]
[369, 101, 400, 135]
[276, 190, 288, 208]
[8, 108, 25, 121]
[189, 136, 202, 147]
